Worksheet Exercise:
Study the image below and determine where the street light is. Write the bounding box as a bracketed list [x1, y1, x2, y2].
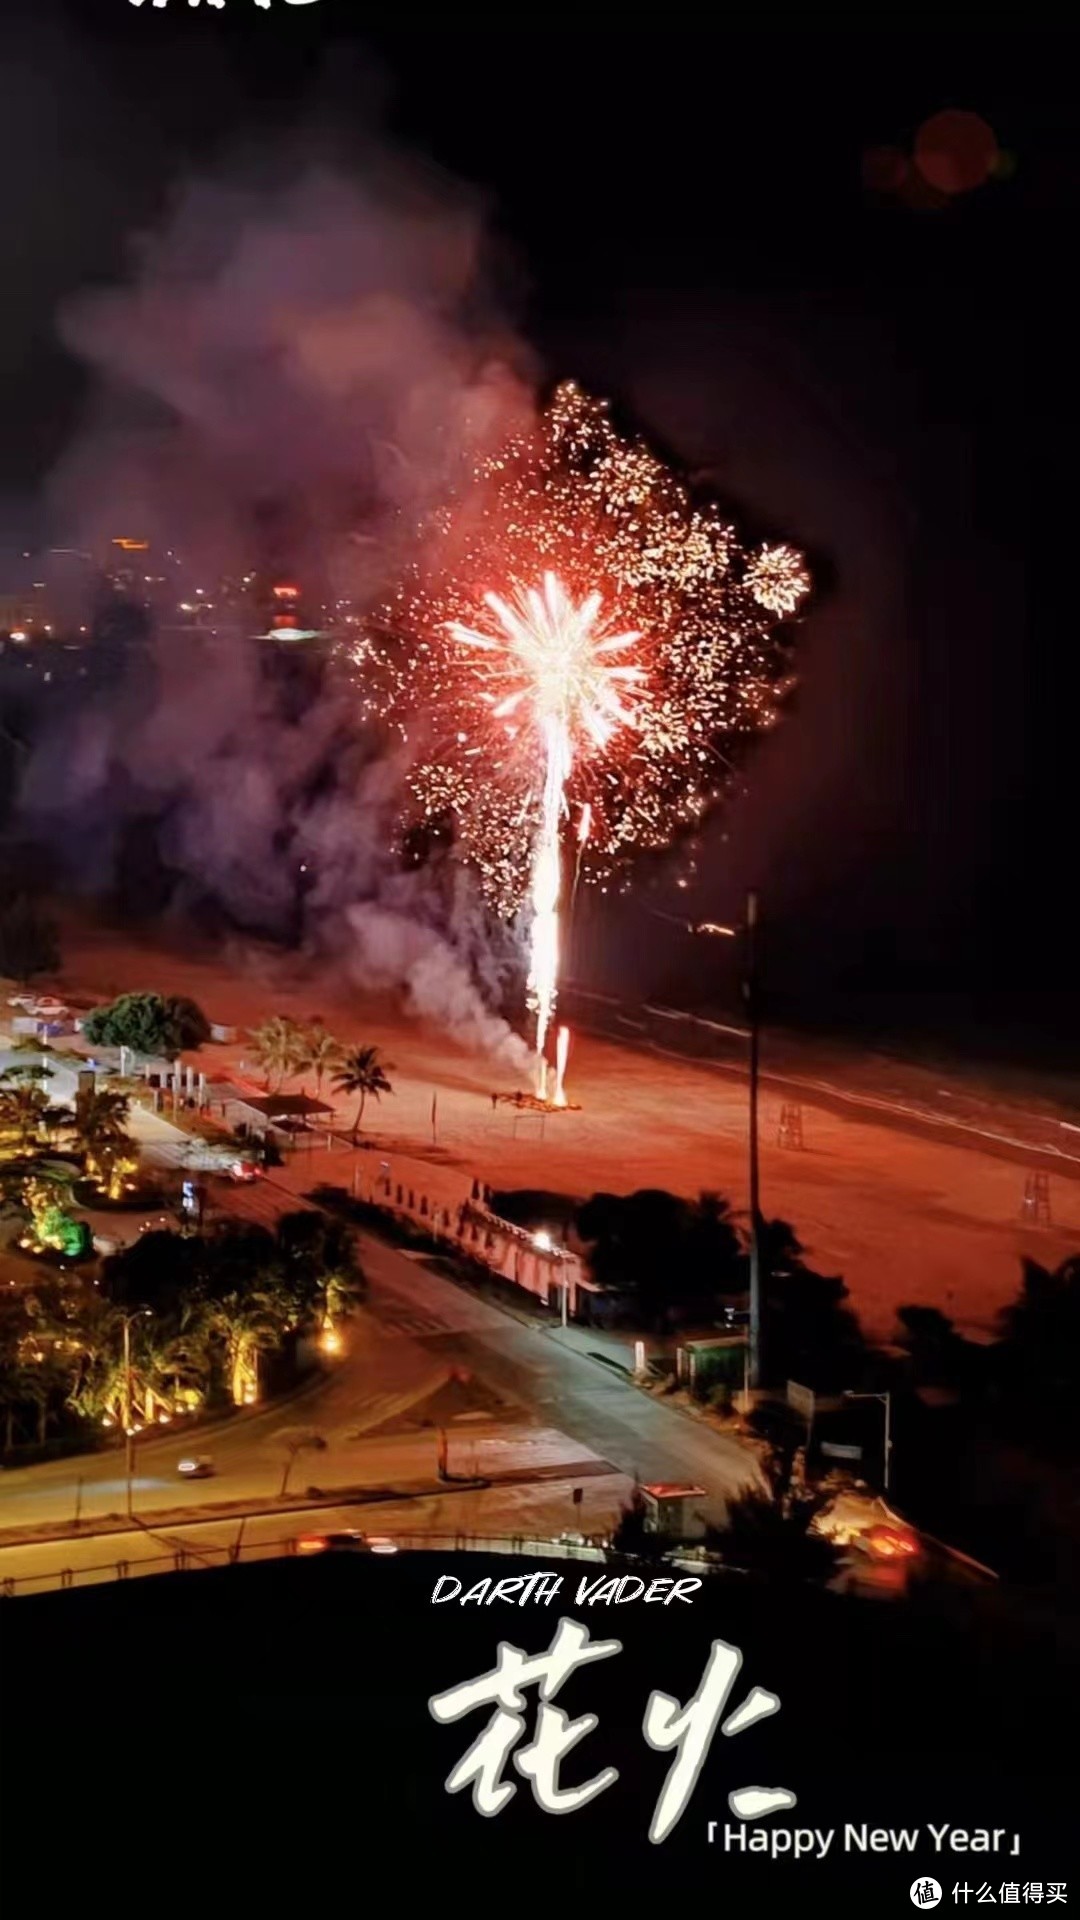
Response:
[843, 1390, 893, 1494]
[743, 891, 761, 1393]
[121, 1308, 152, 1517]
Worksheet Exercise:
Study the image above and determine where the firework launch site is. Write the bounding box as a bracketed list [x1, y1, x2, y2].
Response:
[33, 915, 1080, 1349]
[5, 17, 1080, 1897]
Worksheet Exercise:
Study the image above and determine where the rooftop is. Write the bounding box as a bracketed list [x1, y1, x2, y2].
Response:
[641, 1483, 707, 1501]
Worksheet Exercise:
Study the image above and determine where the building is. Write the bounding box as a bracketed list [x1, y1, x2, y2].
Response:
[202, 1085, 334, 1142]
[640, 1484, 708, 1540]
[0, 546, 94, 640]
[257, 579, 323, 642]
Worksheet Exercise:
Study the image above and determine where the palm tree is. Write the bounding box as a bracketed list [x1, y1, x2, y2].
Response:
[332, 1045, 393, 1141]
[200, 1286, 289, 1406]
[274, 1425, 327, 1499]
[0, 1081, 49, 1151]
[247, 1016, 306, 1092]
[296, 1023, 342, 1104]
[74, 1087, 131, 1153]
[73, 1088, 136, 1199]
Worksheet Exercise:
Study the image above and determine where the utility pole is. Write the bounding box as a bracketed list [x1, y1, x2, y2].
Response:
[679, 891, 764, 1390]
[843, 1390, 893, 1494]
[743, 889, 762, 1390]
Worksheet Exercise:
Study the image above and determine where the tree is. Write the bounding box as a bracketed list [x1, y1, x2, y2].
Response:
[295, 1022, 342, 1103]
[1, 1277, 88, 1447]
[165, 996, 211, 1051]
[995, 1256, 1080, 1456]
[610, 1487, 667, 1560]
[705, 1445, 842, 1584]
[895, 1304, 972, 1388]
[82, 992, 209, 1059]
[74, 1087, 131, 1154]
[0, 894, 61, 984]
[577, 1188, 742, 1327]
[752, 1216, 864, 1391]
[195, 1221, 295, 1404]
[0, 1292, 36, 1452]
[274, 1210, 365, 1323]
[332, 1045, 393, 1140]
[73, 1086, 137, 1199]
[247, 1015, 307, 1092]
[274, 1425, 327, 1499]
[0, 1073, 51, 1151]
[100, 1229, 200, 1323]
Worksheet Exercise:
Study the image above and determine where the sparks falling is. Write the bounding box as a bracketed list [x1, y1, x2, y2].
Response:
[362, 382, 811, 1090]
[447, 573, 644, 1088]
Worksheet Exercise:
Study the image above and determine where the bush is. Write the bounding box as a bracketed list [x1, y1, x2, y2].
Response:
[706, 1445, 842, 1584]
[83, 992, 210, 1059]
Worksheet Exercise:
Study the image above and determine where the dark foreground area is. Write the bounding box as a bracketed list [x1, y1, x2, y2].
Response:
[2, 1552, 1078, 1900]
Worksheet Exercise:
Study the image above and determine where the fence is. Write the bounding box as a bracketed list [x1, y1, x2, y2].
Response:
[560, 983, 749, 1069]
[355, 1176, 593, 1316]
[0, 1528, 612, 1599]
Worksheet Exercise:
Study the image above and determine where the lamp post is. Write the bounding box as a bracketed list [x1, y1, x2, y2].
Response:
[121, 1309, 151, 1518]
[682, 889, 762, 1388]
[743, 891, 761, 1390]
[843, 1390, 892, 1494]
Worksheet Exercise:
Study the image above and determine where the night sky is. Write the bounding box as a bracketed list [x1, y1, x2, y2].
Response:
[2, 8, 1074, 1057]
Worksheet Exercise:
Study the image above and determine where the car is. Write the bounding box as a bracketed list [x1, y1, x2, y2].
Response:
[178, 1456, 215, 1480]
[7, 993, 38, 1011]
[30, 996, 68, 1018]
[856, 1523, 921, 1561]
[555, 1530, 609, 1557]
[229, 1160, 262, 1183]
[295, 1531, 398, 1555]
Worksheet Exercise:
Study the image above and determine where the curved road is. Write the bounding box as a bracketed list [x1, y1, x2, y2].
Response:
[0, 1212, 755, 1538]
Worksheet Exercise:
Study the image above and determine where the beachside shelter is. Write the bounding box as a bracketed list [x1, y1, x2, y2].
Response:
[206, 1087, 334, 1137]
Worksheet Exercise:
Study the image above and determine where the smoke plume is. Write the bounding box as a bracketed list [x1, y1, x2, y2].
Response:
[16, 138, 537, 1068]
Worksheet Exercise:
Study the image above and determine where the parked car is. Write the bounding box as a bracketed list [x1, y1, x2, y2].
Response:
[178, 1456, 215, 1480]
[6, 993, 38, 1011]
[229, 1159, 262, 1183]
[30, 996, 68, 1019]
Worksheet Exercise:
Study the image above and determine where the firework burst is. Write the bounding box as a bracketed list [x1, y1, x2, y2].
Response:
[360, 381, 810, 1088]
[745, 542, 813, 615]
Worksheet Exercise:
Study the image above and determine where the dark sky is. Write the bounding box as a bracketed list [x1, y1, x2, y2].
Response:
[3, 7, 1074, 1047]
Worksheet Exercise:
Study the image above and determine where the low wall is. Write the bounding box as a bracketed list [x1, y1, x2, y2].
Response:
[364, 1166, 594, 1317]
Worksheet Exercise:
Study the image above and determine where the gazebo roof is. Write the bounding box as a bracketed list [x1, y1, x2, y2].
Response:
[224, 1091, 333, 1119]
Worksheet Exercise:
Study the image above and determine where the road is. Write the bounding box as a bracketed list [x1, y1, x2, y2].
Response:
[0, 1191, 756, 1545]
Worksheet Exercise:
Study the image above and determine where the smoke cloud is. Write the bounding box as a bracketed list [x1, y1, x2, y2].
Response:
[16, 136, 537, 1068]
